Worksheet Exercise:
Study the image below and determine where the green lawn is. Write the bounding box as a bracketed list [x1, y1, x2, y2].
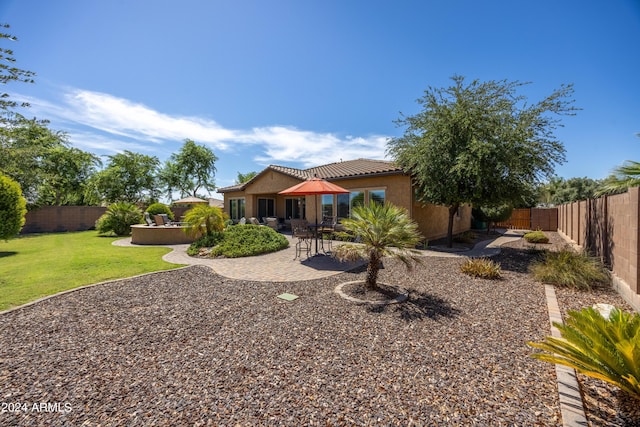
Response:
[0, 231, 184, 311]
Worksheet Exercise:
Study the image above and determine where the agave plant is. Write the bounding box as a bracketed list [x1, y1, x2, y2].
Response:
[528, 306, 640, 400]
[95, 202, 142, 236]
[183, 205, 227, 238]
[332, 202, 422, 290]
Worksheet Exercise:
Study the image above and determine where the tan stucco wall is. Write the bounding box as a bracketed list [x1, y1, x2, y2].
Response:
[411, 201, 472, 241]
[220, 170, 471, 240]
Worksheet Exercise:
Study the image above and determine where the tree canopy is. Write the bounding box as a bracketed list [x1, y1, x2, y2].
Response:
[159, 139, 218, 199]
[387, 75, 576, 246]
[236, 171, 258, 184]
[86, 151, 160, 205]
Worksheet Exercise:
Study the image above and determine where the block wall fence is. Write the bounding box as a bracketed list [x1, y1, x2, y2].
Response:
[558, 187, 640, 311]
[20, 206, 192, 234]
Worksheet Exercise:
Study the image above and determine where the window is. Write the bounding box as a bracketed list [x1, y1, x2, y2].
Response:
[285, 197, 306, 219]
[350, 191, 365, 211]
[321, 194, 334, 218]
[257, 198, 275, 219]
[369, 189, 385, 206]
[229, 198, 245, 221]
[337, 193, 349, 219]
[336, 189, 386, 219]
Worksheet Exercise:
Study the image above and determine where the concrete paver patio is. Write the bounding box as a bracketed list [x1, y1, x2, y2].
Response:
[114, 229, 525, 282]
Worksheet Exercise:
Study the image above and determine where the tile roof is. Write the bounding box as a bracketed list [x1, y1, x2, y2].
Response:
[217, 159, 404, 193]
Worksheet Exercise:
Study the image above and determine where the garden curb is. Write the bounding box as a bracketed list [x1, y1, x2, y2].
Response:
[543, 284, 588, 426]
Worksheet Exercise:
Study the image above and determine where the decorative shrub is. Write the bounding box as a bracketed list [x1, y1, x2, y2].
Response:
[524, 230, 549, 243]
[530, 248, 610, 290]
[460, 257, 502, 279]
[95, 202, 142, 236]
[183, 205, 227, 238]
[0, 173, 27, 240]
[186, 232, 225, 256]
[210, 225, 288, 258]
[528, 306, 640, 400]
[145, 202, 174, 220]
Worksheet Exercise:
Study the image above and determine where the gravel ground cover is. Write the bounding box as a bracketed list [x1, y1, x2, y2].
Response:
[501, 232, 639, 427]
[0, 231, 634, 426]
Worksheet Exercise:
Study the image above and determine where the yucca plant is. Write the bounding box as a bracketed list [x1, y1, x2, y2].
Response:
[183, 205, 227, 238]
[332, 202, 422, 290]
[528, 307, 640, 400]
[460, 257, 501, 279]
[95, 202, 142, 236]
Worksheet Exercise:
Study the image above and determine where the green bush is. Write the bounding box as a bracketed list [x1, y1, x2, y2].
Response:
[210, 224, 288, 258]
[524, 230, 549, 243]
[460, 257, 502, 279]
[528, 306, 640, 400]
[145, 202, 174, 220]
[0, 173, 27, 240]
[186, 232, 225, 256]
[530, 248, 610, 290]
[95, 202, 142, 236]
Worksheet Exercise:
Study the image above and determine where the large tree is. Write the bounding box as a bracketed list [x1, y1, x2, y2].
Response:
[235, 171, 257, 184]
[538, 176, 601, 206]
[38, 146, 101, 205]
[86, 151, 160, 204]
[160, 139, 217, 199]
[0, 116, 67, 203]
[388, 75, 576, 246]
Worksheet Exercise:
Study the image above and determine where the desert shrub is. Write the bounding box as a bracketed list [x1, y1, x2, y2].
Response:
[210, 224, 288, 258]
[145, 202, 174, 220]
[529, 306, 640, 400]
[0, 173, 27, 240]
[95, 202, 142, 236]
[530, 248, 610, 290]
[460, 257, 502, 279]
[454, 230, 476, 243]
[186, 232, 225, 256]
[524, 230, 549, 243]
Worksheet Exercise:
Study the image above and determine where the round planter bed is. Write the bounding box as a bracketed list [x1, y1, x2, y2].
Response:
[335, 280, 408, 305]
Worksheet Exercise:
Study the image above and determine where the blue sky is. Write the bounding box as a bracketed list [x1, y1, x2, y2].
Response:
[2, 1, 639, 198]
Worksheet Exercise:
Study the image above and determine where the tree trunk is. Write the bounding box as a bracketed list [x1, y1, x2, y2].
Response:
[365, 252, 381, 290]
[446, 204, 459, 248]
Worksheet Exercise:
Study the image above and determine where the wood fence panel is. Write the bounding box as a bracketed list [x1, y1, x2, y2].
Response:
[496, 208, 531, 229]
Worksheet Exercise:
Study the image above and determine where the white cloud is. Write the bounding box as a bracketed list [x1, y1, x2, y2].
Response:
[245, 126, 389, 167]
[14, 87, 391, 168]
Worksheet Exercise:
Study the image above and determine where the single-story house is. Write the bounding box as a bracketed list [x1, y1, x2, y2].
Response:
[217, 158, 471, 241]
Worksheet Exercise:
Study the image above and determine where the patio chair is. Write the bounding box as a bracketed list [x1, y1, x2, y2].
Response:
[159, 213, 186, 226]
[290, 219, 312, 259]
[154, 214, 167, 226]
[249, 217, 263, 226]
[144, 212, 155, 226]
[266, 217, 281, 231]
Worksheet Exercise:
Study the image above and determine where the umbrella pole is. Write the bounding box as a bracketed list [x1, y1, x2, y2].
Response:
[315, 194, 319, 254]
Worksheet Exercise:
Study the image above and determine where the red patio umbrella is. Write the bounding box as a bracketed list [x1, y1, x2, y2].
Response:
[279, 177, 349, 254]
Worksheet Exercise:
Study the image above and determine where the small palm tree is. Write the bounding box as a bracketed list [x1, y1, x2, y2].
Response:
[333, 202, 422, 290]
[597, 160, 640, 195]
[183, 205, 227, 238]
[528, 306, 640, 400]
